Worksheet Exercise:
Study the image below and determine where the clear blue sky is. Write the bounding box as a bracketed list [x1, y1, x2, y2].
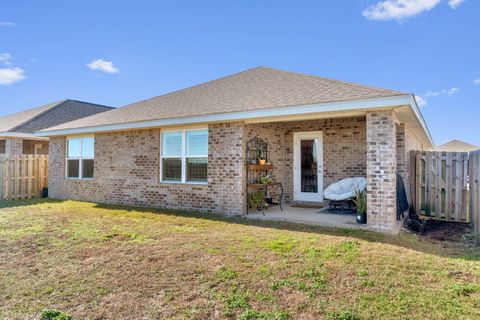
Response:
[1, 0, 479, 146]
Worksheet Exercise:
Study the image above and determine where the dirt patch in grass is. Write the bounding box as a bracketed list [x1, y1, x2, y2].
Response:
[0, 200, 479, 319]
[422, 220, 476, 243]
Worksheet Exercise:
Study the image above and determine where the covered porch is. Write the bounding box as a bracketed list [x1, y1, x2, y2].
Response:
[242, 109, 411, 233]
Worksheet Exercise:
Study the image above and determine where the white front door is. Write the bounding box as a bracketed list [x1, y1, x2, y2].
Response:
[294, 131, 324, 203]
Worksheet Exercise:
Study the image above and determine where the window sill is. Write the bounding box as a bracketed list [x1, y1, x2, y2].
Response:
[160, 180, 208, 186]
[66, 178, 94, 181]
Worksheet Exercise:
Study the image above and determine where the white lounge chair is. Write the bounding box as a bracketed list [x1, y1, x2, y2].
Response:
[324, 177, 367, 210]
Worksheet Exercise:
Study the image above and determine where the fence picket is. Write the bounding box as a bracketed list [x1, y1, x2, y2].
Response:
[434, 152, 441, 217]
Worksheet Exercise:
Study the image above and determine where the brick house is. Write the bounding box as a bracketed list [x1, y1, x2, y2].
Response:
[40, 67, 433, 233]
[0, 100, 113, 155]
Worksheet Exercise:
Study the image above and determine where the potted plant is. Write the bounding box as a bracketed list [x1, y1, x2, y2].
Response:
[353, 190, 367, 224]
[257, 149, 266, 165]
[248, 191, 265, 210]
[258, 175, 273, 185]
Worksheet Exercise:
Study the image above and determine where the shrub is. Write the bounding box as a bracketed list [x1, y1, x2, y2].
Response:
[40, 309, 73, 320]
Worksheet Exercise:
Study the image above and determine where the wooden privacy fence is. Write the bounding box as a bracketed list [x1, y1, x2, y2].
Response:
[470, 150, 480, 233]
[0, 155, 48, 201]
[410, 150, 480, 233]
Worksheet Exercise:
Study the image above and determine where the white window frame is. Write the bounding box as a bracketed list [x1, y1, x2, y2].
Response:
[66, 136, 95, 180]
[160, 128, 208, 184]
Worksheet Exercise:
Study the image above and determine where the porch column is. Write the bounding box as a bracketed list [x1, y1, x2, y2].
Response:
[366, 111, 397, 232]
[208, 122, 246, 216]
[5, 138, 23, 155]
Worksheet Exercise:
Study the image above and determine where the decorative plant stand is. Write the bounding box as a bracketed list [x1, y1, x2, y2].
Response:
[246, 136, 284, 215]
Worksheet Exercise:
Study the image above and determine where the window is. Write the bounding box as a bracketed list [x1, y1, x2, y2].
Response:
[161, 129, 208, 183]
[67, 137, 94, 179]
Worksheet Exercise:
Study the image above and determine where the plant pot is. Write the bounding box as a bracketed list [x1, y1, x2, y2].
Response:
[258, 159, 266, 165]
[42, 187, 48, 198]
[356, 212, 367, 224]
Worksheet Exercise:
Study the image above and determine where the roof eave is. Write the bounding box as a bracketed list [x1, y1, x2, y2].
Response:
[0, 132, 49, 140]
[38, 95, 430, 140]
[409, 95, 435, 148]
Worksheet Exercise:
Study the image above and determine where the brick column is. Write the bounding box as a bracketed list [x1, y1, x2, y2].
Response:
[208, 122, 246, 216]
[5, 138, 23, 155]
[48, 137, 67, 199]
[366, 111, 397, 232]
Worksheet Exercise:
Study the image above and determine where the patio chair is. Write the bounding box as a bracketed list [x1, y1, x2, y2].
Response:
[324, 177, 367, 211]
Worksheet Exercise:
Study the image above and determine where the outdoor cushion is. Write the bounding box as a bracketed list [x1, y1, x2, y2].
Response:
[324, 177, 367, 201]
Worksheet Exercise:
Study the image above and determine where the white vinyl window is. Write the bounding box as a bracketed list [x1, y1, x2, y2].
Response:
[161, 129, 208, 183]
[66, 137, 95, 179]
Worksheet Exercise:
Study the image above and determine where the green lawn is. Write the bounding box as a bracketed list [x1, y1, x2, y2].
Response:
[0, 200, 479, 320]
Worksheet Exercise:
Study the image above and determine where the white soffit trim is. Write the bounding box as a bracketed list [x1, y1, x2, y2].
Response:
[38, 95, 420, 137]
[409, 95, 434, 147]
[0, 132, 49, 140]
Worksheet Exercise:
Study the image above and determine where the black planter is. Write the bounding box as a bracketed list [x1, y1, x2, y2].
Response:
[356, 212, 367, 224]
[42, 187, 48, 198]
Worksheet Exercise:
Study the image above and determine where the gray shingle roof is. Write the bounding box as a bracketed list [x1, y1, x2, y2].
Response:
[44, 66, 407, 132]
[0, 100, 62, 132]
[0, 100, 113, 134]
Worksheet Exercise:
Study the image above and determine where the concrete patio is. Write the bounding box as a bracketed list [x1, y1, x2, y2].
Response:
[245, 205, 369, 230]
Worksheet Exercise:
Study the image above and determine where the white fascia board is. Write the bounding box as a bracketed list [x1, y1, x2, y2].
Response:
[409, 95, 434, 147]
[0, 132, 49, 140]
[38, 95, 413, 137]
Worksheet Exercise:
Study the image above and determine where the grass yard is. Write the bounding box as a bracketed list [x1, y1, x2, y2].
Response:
[0, 200, 479, 320]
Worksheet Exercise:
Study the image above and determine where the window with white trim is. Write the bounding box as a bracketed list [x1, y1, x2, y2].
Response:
[67, 137, 94, 179]
[161, 129, 208, 183]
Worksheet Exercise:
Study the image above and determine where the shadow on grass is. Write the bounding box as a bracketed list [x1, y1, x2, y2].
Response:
[90, 203, 480, 261]
[1, 198, 478, 261]
[0, 198, 62, 209]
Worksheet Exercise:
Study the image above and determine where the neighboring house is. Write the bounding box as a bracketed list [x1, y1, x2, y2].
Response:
[436, 139, 479, 152]
[39, 67, 433, 233]
[0, 100, 113, 155]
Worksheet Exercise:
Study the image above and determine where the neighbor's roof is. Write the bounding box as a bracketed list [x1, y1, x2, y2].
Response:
[436, 140, 480, 152]
[0, 100, 113, 134]
[43, 67, 406, 132]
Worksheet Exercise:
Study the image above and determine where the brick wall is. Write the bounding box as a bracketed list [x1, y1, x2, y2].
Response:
[48, 123, 245, 215]
[396, 123, 424, 204]
[245, 116, 366, 203]
[366, 111, 398, 232]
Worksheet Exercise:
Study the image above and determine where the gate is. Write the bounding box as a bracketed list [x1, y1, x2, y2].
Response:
[0, 155, 48, 201]
[411, 151, 469, 222]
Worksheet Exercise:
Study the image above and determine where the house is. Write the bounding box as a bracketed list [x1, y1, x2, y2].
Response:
[0, 100, 113, 155]
[39, 67, 433, 233]
[436, 139, 479, 152]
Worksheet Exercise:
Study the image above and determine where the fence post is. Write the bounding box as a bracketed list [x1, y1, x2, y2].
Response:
[0, 155, 4, 201]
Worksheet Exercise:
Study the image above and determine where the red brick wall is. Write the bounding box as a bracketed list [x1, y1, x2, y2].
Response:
[48, 123, 246, 215]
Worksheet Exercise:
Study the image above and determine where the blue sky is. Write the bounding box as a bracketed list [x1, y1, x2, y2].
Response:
[1, 0, 479, 146]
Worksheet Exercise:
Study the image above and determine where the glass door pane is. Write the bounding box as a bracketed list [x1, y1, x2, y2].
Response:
[300, 139, 318, 193]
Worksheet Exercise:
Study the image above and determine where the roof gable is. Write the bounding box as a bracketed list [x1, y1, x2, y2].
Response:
[0, 100, 113, 134]
[0, 100, 64, 132]
[436, 140, 479, 152]
[43, 66, 406, 132]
